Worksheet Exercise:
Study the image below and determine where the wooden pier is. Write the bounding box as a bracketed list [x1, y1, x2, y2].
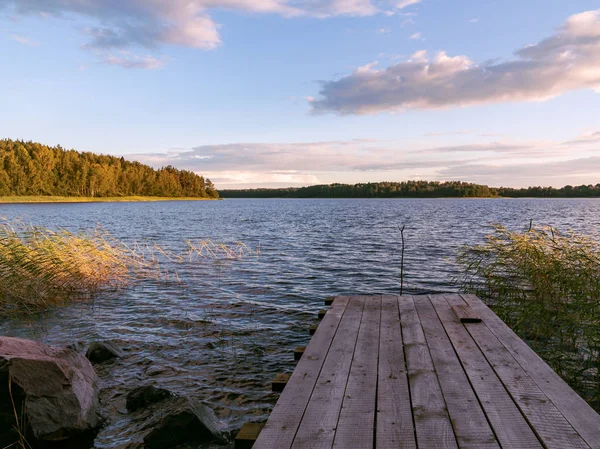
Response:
[249, 294, 600, 449]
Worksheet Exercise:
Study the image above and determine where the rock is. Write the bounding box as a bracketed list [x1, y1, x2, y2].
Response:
[85, 341, 124, 363]
[126, 386, 173, 412]
[142, 397, 227, 448]
[0, 336, 101, 447]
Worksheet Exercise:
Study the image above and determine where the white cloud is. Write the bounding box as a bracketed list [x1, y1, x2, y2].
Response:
[409, 31, 421, 39]
[311, 9, 600, 114]
[127, 130, 600, 188]
[130, 139, 474, 187]
[0, 0, 420, 61]
[206, 170, 320, 187]
[6, 32, 38, 46]
[562, 131, 600, 146]
[438, 157, 600, 187]
[396, 0, 421, 9]
[469, 17, 479, 23]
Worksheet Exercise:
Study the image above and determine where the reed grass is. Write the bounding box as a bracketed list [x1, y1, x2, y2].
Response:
[0, 219, 257, 315]
[187, 240, 257, 260]
[0, 219, 160, 314]
[458, 223, 600, 409]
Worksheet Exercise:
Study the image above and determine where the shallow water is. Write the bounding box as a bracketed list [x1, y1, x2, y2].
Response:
[1, 198, 600, 446]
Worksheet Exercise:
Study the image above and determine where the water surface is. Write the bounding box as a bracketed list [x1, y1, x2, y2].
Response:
[1, 198, 599, 446]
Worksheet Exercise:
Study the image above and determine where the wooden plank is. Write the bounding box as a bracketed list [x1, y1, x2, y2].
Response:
[291, 296, 366, 449]
[431, 294, 543, 449]
[376, 295, 417, 449]
[414, 296, 499, 448]
[272, 373, 291, 392]
[252, 296, 350, 449]
[333, 296, 381, 449]
[294, 346, 306, 361]
[398, 295, 458, 449]
[450, 303, 482, 323]
[235, 422, 265, 449]
[446, 295, 590, 449]
[461, 294, 600, 448]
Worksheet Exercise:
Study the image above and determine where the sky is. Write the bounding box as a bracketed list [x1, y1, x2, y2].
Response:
[1, 0, 599, 189]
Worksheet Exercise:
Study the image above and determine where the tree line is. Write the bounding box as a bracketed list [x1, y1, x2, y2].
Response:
[0, 139, 218, 198]
[219, 181, 600, 198]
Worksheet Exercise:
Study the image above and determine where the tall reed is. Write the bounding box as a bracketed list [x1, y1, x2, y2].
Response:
[0, 219, 159, 314]
[458, 223, 600, 409]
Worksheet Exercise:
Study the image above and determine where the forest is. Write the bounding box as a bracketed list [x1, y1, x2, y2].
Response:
[219, 181, 600, 198]
[0, 139, 218, 198]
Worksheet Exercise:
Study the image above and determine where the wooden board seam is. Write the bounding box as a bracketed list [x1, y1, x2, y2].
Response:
[459, 293, 597, 447]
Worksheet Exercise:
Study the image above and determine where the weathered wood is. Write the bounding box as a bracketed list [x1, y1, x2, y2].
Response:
[291, 297, 365, 449]
[333, 296, 381, 449]
[376, 295, 416, 449]
[294, 346, 306, 361]
[254, 294, 600, 449]
[415, 296, 498, 448]
[252, 296, 350, 449]
[446, 295, 590, 449]
[272, 373, 291, 392]
[461, 294, 600, 448]
[432, 294, 543, 448]
[235, 422, 265, 449]
[450, 302, 482, 323]
[398, 295, 458, 449]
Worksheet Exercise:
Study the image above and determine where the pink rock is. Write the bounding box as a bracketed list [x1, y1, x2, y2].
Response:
[0, 336, 101, 446]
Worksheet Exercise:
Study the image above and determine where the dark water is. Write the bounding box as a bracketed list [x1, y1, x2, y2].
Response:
[1, 198, 600, 447]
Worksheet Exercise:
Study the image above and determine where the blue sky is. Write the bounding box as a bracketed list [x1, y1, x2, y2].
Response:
[1, 0, 599, 188]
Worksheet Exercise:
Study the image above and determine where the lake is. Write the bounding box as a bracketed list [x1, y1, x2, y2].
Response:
[1, 198, 600, 447]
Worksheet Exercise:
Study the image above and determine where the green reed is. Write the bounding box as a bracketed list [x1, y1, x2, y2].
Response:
[458, 223, 600, 409]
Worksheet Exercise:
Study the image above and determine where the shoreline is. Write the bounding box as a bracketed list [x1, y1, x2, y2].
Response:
[0, 196, 220, 204]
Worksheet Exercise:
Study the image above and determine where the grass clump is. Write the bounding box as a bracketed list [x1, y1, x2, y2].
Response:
[458, 223, 600, 409]
[0, 219, 159, 314]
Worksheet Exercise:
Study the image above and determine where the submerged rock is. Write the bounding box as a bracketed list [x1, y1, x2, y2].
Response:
[126, 385, 173, 412]
[0, 336, 102, 448]
[143, 397, 228, 448]
[121, 389, 228, 448]
[85, 341, 124, 363]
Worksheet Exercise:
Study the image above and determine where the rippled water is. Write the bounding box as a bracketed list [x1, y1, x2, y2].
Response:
[1, 198, 600, 447]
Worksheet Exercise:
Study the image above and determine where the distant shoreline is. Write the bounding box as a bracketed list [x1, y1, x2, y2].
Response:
[218, 196, 600, 199]
[0, 196, 219, 204]
[218, 181, 600, 199]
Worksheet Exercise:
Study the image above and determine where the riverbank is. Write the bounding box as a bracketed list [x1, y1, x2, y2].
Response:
[0, 196, 219, 203]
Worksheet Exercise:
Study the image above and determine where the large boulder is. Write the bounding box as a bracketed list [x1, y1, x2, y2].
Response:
[0, 336, 102, 447]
